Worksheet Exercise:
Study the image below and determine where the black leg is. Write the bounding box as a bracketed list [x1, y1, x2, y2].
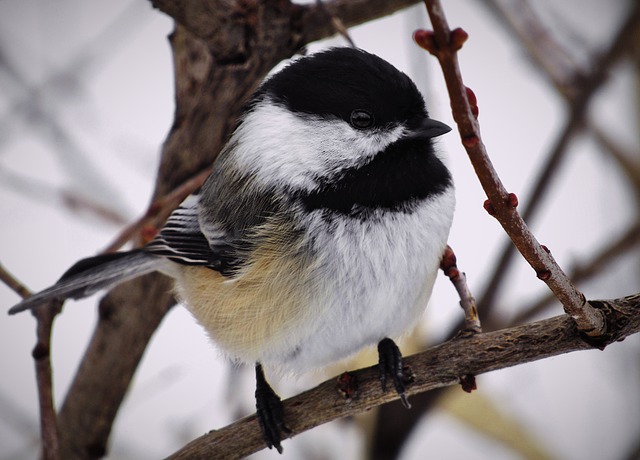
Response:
[255, 363, 289, 453]
[377, 338, 411, 409]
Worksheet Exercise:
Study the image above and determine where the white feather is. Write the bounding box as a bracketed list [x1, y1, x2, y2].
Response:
[232, 101, 406, 192]
[252, 186, 455, 373]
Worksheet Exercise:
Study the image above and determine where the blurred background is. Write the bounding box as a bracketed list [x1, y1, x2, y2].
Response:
[0, 0, 639, 459]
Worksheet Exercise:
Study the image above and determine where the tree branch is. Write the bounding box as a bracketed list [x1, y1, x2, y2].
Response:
[150, 0, 421, 57]
[416, 0, 606, 335]
[166, 293, 640, 459]
[475, 0, 640, 317]
[57, 275, 175, 459]
[0, 262, 61, 460]
[506, 219, 640, 327]
[370, 4, 640, 456]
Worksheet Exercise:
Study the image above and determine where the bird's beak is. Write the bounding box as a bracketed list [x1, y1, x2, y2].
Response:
[405, 118, 452, 140]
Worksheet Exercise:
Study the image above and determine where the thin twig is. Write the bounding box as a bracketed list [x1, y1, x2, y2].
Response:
[440, 245, 482, 333]
[589, 121, 640, 201]
[0, 262, 60, 460]
[481, 0, 581, 98]
[0, 169, 128, 226]
[101, 167, 211, 253]
[32, 300, 62, 460]
[314, 0, 357, 47]
[0, 261, 31, 299]
[475, 0, 640, 317]
[417, 0, 606, 335]
[505, 219, 640, 327]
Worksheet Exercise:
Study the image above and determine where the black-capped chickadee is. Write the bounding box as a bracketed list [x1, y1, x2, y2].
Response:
[9, 47, 455, 453]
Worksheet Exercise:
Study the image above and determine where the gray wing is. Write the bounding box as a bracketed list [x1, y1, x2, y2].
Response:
[145, 194, 214, 266]
[145, 171, 278, 276]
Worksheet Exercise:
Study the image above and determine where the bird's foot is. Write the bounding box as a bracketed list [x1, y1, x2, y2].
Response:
[377, 338, 411, 409]
[255, 363, 290, 453]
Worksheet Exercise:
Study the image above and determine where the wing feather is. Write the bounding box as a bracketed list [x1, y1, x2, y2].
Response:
[144, 194, 246, 275]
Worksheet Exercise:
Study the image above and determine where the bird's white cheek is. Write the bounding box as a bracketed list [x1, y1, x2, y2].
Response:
[231, 102, 404, 192]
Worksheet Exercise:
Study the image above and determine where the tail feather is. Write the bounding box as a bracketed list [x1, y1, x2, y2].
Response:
[8, 250, 164, 315]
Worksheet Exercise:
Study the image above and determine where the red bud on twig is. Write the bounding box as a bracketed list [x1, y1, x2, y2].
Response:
[537, 270, 552, 281]
[465, 86, 479, 118]
[450, 28, 469, 50]
[413, 30, 437, 55]
[483, 199, 496, 215]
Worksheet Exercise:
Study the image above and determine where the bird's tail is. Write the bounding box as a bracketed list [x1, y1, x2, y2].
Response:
[8, 250, 165, 315]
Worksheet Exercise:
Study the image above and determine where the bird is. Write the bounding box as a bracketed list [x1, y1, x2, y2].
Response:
[9, 47, 455, 453]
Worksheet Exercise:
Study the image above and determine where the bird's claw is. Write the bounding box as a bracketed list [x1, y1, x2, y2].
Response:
[377, 337, 412, 409]
[255, 364, 290, 453]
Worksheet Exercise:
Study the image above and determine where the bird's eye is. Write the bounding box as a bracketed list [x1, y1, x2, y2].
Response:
[350, 110, 374, 129]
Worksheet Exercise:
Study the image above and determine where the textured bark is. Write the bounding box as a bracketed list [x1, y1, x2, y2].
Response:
[57, 275, 175, 459]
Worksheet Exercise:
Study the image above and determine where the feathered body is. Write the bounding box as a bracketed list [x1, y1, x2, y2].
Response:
[10, 46, 454, 402]
[175, 192, 453, 373]
[9, 47, 456, 452]
[165, 48, 455, 372]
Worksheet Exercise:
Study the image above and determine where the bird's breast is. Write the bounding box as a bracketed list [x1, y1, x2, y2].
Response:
[175, 187, 455, 373]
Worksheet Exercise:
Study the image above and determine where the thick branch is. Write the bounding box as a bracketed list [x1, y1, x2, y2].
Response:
[57, 276, 174, 459]
[166, 293, 640, 459]
[150, 0, 421, 58]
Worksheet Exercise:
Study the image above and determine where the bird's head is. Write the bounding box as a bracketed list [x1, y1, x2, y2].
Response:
[228, 47, 451, 194]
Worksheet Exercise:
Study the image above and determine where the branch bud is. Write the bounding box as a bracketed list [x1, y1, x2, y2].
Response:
[413, 29, 437, 55]
[483, 199, 496, 215]
[465, 86, 479, 118]
[450, 28, 469, 50]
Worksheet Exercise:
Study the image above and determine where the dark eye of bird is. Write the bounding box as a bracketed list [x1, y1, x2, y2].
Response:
[350, 110, 374, 129]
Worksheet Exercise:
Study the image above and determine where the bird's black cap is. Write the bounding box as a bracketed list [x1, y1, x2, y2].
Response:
[256, 47, 429, 129]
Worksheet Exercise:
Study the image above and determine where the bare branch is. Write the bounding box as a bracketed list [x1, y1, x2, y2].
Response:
[440, 246, 481, 333]
[57, 275, 175, 459]
[314, 0, 357, 48]
[590, 122, 640, 201]
[481, 0, 582, 98]
[32, 300, 63, 460]
[506, 220, 640, 327]
[0, 262, 61, 460]
[102, 167, 211, 253]
[166, 292, 640, 459]
[0, 261, 31, 300]
[0, 170, 128, 226]
[475, 0, 640, 316]
[417, 0, 605, 335]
